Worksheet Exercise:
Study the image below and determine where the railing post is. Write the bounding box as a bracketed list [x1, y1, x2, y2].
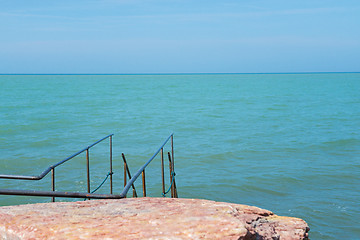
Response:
[168, 151, 178, 198]
[122, 153, 138, 198]
[109, 135, 113, 194]
[51, 168, 55, 202]
[171, 134, 174, 173]
[124, 154, 127, 198]
[171, 134, 177, 198]
[86, 148, 90, 199]
[168, 152, 174, 198]
[161, 148, 165, 196]
[142, 170, 146, 197]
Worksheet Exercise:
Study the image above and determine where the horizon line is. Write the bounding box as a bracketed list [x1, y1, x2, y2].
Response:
[0, 71, 359, 76]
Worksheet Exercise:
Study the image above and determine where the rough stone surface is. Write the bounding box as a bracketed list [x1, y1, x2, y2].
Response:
[0, 198, 309, 240]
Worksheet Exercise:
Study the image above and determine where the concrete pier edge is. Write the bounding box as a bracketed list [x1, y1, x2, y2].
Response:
[0, 197, 309, 239]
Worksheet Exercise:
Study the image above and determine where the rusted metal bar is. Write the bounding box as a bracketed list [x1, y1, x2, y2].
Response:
[142, 170, 146, 197]
[51, 168, 55, 202]
[161, 148, 165, 195]
[174, 176, 178, 198]
[0, 189, 124, 199]
[170, 135, 178, 198]
[173, 175, 178, 198]
[171, 134, 174, 173]
[123, 154, 127, 198]
[109, 135, 113, 194]
[168, 152, 174, 198]
[124, 162, 127, 187]
[168, 152, 178, 198]
[122, 153, 138, 197]
[86, 149, 90, 200]
[171, 134, 178, 198]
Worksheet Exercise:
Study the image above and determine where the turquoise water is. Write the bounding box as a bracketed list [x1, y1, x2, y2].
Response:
[0, 73, 359, 239]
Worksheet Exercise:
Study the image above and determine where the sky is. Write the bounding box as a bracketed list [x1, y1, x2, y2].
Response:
[0, 0, 359, 74]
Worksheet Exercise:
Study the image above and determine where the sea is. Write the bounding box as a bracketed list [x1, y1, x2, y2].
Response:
[0, 73, 359, 239]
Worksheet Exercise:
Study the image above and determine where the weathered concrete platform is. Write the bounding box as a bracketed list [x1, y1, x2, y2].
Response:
[0, 198, 309, 239]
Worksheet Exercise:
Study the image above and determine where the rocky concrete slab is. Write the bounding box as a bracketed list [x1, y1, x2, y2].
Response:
[0, 198, 309, 239]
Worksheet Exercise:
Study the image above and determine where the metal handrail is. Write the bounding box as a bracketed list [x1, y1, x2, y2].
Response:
[120, 133, 175, 198]
[0, 134, 114, 202]
[0, 189, 123, 199]
[0, 133, 177, 201]
[0, 134, 113, 181]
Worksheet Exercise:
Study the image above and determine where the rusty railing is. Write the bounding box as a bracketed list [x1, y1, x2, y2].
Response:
[0, 134, 115, 201]
[0, 133, 178, 201]
[121, 133, 178, 198]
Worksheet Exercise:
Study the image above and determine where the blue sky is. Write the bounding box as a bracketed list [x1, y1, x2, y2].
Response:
[0, 0, 359, 74]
